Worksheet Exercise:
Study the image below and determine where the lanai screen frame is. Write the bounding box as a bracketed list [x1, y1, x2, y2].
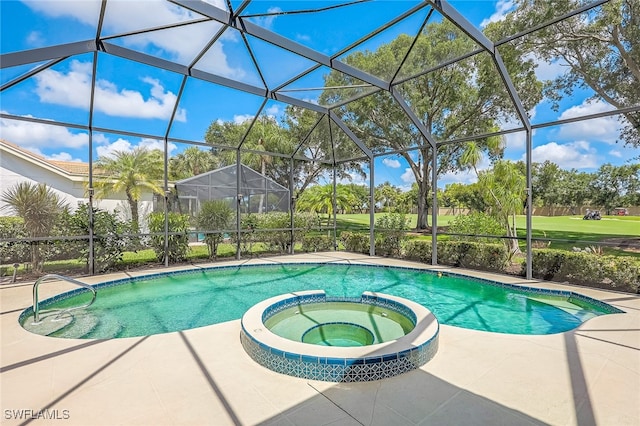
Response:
[1, 0, 638, 276]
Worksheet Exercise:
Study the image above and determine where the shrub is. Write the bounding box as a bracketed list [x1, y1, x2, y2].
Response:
[447, 212, 504, 242]
[255, 212, 291, 253]
[403, 240, 432, 263]
[148, 212, 190, 263]
[375, 213, 408, 257]
[59, 204, 130, 272]
[196, 200, 235, 259]
[0, 216, 29, 264]
[402, 240, 508, 273]
[437, 241, 509, 272]
[524, 248, 640, 293]
[301, 234, 332, 252]
[340, 231, 370, 254]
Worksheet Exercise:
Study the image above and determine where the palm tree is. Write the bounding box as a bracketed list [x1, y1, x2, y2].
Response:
[1, 182, 67, 273]
[169, 146, 218, 180]
[478, 161, 526, 255]
[296, 184, 356, 225]
[93, 147, 164, 234]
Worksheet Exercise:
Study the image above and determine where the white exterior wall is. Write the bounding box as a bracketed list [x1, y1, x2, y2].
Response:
[0, 150, 87, 213]
[0, 147, 154, 230]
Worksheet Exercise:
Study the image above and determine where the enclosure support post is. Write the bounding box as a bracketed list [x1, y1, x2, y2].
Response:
[163, 138, 169, 268]
[369, 156, 375, 256]
[236, 150, 241, 260]
[332, 165, 337, 251]
[87, 51, 99, 276]
[431, 147, 438, 266]
[289, 158, 294, 255]
[526, 130, 533, 280]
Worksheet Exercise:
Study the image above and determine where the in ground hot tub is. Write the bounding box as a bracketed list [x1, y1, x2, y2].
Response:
[240, 290, 439, 382]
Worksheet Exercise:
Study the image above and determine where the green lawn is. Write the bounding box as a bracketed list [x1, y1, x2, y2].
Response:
[335, 213, 640, 257]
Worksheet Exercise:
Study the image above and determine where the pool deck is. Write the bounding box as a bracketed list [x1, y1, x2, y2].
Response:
[1, 252, 639, 425]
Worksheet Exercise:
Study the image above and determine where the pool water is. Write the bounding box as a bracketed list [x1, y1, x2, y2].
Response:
[264, 301, 415, 344]
[21, 263, 620, 339]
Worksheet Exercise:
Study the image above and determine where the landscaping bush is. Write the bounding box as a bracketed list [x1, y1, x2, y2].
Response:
[255, 212, 292, 253]
[0, 216, 29, 264]
[196, 200, 234, 259]
[437, 241, 509, 272]
[340, 231, 370, 254]
[301, 234, 332, 252]
[403, 240, 432, 263]
[148, 212, 190, 263]
[402, 240, 508, 273]
[447, 212, 504, 242]
[59, 204, 130, 272]
[375, 213, 408, 257]
[525, 248, 640, 293]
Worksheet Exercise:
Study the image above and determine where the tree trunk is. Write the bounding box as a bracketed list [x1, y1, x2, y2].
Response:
[128, 192, 139, 235]
[416, 156, 431, 230]
[508, 212, 521, 255]
[416, 189, 428, 230]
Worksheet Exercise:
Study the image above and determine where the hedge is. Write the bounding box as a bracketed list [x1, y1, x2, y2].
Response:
[524, 249, 640, 293]
[404, 240, 509, 273]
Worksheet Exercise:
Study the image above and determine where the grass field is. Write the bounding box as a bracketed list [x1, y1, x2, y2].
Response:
[335, 213, 640, 257]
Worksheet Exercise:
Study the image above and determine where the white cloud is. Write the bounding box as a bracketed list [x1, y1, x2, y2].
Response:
[46, 152, 83, 162]
[526, 140, 598, 169]
[252, 7, 282, 29]
[557, 100, 620, 144]
[0, 113, 89, 149]
[382, 158, 401, 168]
[33, 61, 186, 121]
[400, 168, 415, 185]
[480, 0, 515, 27]
[22, 0, 102, 25]
[95, 136, 176, 159]
[23, 0, 240, 71]
[265, 104, 281, 117]
[609, 150, 622, 158]
[439, 168, 478, 186]
[525, 54, 568, 82]
[232, 114, 254, 124]
[26, 31, 45, 47]
[337, 170, 367, 186]
[438, 155, 491, 187]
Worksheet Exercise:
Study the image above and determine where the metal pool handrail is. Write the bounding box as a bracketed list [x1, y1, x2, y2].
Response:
[33, 274, 97, 323]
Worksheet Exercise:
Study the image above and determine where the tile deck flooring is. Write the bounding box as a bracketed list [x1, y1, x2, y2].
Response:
[1, 252, 639, 425]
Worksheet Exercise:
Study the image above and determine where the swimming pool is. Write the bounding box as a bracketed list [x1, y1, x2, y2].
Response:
[19, 262, 623, 339]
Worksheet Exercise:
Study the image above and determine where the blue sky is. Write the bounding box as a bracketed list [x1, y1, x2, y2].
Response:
[1, 0, 637, 190]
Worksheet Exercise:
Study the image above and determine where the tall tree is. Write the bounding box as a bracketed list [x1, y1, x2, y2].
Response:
[1, 182, 67, 273]
[324, 19, 541, 229]
[296, 184, 356, 223]
[590, 163, 640, 214]
[169, 146, 219, 180]
[94, 147, 164, 234]
[531, 161, 564, 214]
[502, 0, 640, 146]
[375, 182, 401, 212]
[560, 169, 593, 214]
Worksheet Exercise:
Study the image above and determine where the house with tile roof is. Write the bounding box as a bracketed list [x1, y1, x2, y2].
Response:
[0, 139, 155, 222]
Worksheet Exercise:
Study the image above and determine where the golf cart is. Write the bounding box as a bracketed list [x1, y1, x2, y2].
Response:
[583, 209, 601, 220]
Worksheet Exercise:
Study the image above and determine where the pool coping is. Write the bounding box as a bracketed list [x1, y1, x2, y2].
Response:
[240, 290, 439, 381]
